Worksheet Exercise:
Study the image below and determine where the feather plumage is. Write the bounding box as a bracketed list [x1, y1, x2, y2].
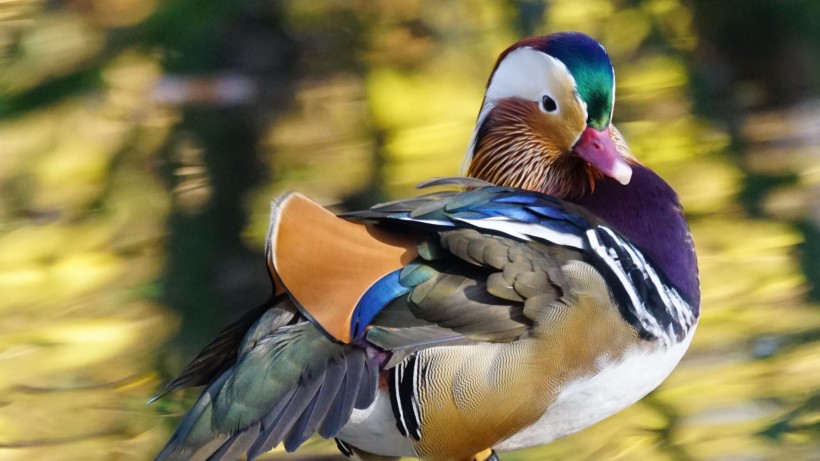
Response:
[154, 32, 699, 461]
[155, 312, 378, 461]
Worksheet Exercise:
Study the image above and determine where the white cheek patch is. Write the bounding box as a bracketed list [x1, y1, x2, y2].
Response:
[461, 47, 589, 173]
[485, 48, 574, 111]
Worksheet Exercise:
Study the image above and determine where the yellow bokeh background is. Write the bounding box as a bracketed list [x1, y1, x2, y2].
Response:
[1, 0, 819, 460]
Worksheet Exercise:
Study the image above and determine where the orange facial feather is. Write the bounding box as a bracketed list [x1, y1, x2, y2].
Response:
[468, 98, 596, 199]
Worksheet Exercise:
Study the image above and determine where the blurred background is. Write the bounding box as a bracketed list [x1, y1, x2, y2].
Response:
[1, 0, 820, 460]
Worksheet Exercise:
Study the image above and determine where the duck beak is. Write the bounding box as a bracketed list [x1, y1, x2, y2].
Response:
[572, 126, 632, 185]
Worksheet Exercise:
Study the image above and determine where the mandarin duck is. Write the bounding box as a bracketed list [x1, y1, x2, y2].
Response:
[154, 32, 699, 461]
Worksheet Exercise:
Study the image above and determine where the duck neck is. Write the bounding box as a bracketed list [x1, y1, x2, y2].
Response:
[574, 164, 700, 311]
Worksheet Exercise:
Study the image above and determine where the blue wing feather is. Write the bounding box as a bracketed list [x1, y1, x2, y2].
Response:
[492, 193, 545, 205]
[350, 270, 412, 339]
[525, 205, 588, 227]
[490, 206, 542, 223]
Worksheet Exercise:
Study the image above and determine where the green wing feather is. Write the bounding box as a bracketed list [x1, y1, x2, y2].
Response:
[150, 298, 290, 403]
[155, 308, 377, 461]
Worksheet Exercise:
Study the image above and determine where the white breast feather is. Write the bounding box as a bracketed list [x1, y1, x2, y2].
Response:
[495, 327, 696, 451]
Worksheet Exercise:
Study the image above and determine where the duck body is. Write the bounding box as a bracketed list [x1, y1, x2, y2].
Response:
[154, 32, 700, 461]
[336, 166, 698, 460]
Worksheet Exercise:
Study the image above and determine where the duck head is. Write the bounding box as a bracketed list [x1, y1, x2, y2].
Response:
[464, 32, 633, 199]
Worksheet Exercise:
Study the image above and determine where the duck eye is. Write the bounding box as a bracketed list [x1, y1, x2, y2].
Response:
[541, 95, 557, 113]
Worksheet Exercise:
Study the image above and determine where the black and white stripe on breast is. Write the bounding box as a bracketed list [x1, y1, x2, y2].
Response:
[388, 355, 423, 441]
[442, 216, 696, 346]
[586, 226, 696, 345]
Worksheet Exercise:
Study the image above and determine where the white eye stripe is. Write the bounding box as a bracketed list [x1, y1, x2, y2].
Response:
[477, 47, 589, 124]
[484, 48, 571, 103]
